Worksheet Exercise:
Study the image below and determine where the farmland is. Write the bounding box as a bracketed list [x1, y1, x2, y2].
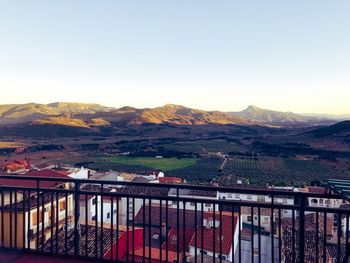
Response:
[167, 157, 223, 182]
[160, 139, 243, 154]
[88, 156, 197, 172]
[217, 156, 350, 186]
[1, 112, 349, 187]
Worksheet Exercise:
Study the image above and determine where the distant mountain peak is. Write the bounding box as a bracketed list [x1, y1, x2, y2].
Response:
[161, 104, 187, 109]
[246, 105, 262, 111]
[228, 105, 333, 126]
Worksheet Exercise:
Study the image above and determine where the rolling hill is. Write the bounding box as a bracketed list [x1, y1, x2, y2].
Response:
[0, 103, 250, 127]
[0, 102, 112, 125]
[119, 104, 249, 125]
[0, 103, 341, 139]
[308, 121, 350, 138]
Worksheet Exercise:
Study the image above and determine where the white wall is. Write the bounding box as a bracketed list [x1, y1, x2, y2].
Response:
[308, 197, 344, 208]
[80, 196, 119, 224]
[219, 192, 294, 205]
[241, 212, 272, 232]
[168, 191, 219, 212]
[168, 200, 219, 212]
[68, 167, 90, 179]
[120, 197, 145, 225]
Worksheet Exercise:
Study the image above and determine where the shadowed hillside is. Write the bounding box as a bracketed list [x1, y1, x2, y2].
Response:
[308, 121, 350, 138]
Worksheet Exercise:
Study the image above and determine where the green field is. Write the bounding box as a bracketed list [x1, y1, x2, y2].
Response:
[98, 156, 197, 171]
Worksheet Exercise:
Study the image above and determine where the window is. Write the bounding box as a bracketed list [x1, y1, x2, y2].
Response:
[32, 211, 43, 226]
[48, 210, 52, 223]
[59, 200, 66, 212]
[107, 212, 110, 219]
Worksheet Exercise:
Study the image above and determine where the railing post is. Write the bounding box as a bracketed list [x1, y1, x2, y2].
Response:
[343, 243, 350, 263]
[298, 195, 306, 263]
[74, 181, 80, 256]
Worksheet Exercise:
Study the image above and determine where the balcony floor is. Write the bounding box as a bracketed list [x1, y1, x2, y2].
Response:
[0, 250, 96, 263]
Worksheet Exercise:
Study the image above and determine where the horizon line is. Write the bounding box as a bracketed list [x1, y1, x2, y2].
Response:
[0, 100, 349, 117]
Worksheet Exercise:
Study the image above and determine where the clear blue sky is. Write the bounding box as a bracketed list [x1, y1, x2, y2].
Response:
[0, 1, 349, 114]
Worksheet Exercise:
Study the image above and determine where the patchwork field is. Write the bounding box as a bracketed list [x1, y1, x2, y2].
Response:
[167, 157, 223, 182]
[217, 156, 350, 186]
[93, 156, 197, 171]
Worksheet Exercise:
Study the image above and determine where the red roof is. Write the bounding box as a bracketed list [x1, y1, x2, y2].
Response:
[0, 169, 69, 188]
[25, 169, 70, 177]
[0, 159, 30, 171]
[162, 227, 194, 253]
[159, 177, 182, 183]
[306, 186, 326, 194]
[188, 212, 238, 255]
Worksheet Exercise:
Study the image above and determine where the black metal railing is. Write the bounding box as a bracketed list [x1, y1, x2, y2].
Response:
[0, 174, 349, 263]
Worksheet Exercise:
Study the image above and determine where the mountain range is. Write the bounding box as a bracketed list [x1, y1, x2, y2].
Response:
[0, 102, 346, 129]
[228, 105, 331, 125]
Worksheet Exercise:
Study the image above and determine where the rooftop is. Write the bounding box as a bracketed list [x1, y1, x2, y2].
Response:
[0, 169, 69, 188]
[325, 178, 350, 200]
[168, 188, 218, 198]
[42, 224, 121, 258]
[189, 212, 238, 255]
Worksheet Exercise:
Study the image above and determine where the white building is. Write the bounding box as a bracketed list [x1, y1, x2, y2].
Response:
[219, 191, 294, 205]
[240, 207, 274, 233]
[68, 167, 90, 179]
[188, 212, 240, 262]
[79, 185, 121, 225]
[168, 188, 219, 212]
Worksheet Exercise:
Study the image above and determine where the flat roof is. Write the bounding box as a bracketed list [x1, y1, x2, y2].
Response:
[324, 179, 350, 201]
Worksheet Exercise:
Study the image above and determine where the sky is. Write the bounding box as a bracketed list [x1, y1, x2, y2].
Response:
[0, 1, 349, 114]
